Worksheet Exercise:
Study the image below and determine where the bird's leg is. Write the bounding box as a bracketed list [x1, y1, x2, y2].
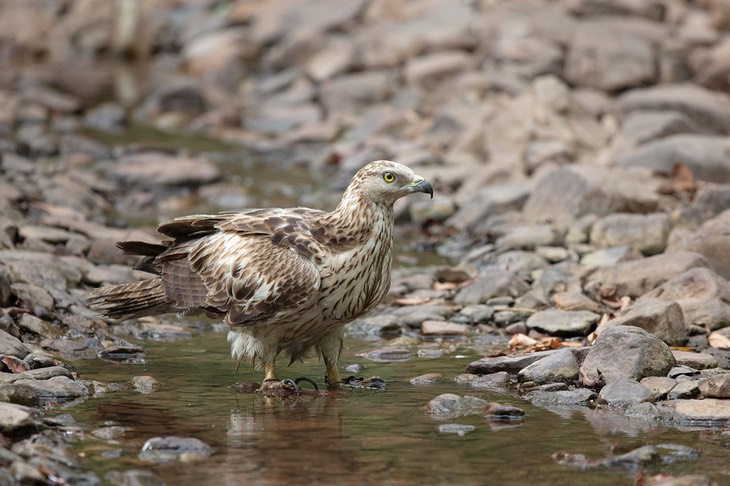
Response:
[259, 359, 300, 396]
[263, 362, 278, 382]
[319, 327, 344, 389]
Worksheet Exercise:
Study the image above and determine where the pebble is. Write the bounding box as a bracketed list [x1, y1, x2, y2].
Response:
[425, 394, 488, 419]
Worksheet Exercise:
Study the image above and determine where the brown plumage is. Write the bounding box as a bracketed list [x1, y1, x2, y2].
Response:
[86, 160, 433, 387]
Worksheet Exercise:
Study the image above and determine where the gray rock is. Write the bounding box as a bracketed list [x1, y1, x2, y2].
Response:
[580, 246, 642, 269]
[496, 225, 558, 251]
[467, 347, 589, 375]
[564, 20, 656, 91]
[131, 376, 161, 394]
[0, 402, 39, 434]
[589, 213, 670, 255]
[584, 251, 709, 298]
[454, 269, 529, 305]
[404, 50, 473, 86]
[600, 299, 687, 346]
[617, 135, 730, 183]
[320, 71, 396, 113]
[667, 380, 700, 400]
[657, 398, 730, 426]
[409, 373, 442, 386]
[13, 375, 88, 403]
[668, 211, 730, 279]
[619, 110, 700, 147]
[469, 371, 511, 390]
[600, 445, 659, 468]
[421, 320, 471, 337]
[671, 350, 718, 370]
[0, 329, 30, 359]
[425, 393, 488, 419]
[437, 423, 476, 436]
[580, 326, 676, 385]
[698, 373, 730, 398]
[446, 183, 530, 233]
[523, 165, 659, 228]
[108, 152, 221, 188]
[552, 291, 607, 314]
[687, 184, 730, 223]
[617, 83, 730, 135]
[598, 378, 652, 407]
[346, 314, 402, 339]
[518, 348, 579, 385]
[483, 402, 525, 420]
[525, 388, 596, 407]
[0, 383, 39, 406]
[139, 436, 213, 463]
[640, 376, 677, 401]
[84, 102, 126, 133]
[640, 267, 730, 331]
[526, 309, 600, 337]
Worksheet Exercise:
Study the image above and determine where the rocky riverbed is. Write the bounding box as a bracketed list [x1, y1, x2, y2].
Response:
[1, 0, 730, 484]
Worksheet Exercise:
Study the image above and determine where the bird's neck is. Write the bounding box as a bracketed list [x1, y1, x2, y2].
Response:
[326, 193, 394, 244]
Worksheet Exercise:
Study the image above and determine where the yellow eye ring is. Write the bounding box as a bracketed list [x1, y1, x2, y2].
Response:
[383, 172, 395, 183]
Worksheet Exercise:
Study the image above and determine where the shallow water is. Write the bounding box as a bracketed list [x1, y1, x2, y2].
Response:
[66, 330, 730, 485]
[64, 128, 730, 484]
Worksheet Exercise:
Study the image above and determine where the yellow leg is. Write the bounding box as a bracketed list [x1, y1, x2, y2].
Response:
[263, 361, 277, 381]
[324, 355, 341, 388]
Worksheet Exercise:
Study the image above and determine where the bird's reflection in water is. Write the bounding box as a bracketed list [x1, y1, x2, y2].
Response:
[218, 393, 381, 485]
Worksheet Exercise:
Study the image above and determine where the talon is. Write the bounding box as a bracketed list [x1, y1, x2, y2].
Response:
[293, 376, 319, 390]
[259, 379, 300, 397]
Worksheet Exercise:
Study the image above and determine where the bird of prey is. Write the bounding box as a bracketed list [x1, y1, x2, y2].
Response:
[87, 160, 433, 391]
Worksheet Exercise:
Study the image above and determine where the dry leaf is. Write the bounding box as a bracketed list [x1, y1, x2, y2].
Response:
[2, 356, 30, 373]
[708, 332, 730, 349]
[392, 297, 432, 306]
[508, 333, 564, 352]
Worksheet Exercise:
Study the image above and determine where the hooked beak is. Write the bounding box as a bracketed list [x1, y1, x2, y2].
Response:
[406, 175, 434, 199]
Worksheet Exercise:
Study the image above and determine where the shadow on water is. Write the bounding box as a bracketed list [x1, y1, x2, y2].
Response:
[68, 331, 730, 485]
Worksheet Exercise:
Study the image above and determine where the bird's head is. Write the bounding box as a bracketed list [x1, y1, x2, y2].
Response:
[344, 160, 433, 206]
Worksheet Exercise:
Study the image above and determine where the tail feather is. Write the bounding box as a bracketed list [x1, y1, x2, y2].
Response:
[86, 278, 171, 320]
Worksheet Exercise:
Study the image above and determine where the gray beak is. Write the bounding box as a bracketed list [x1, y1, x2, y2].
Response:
[408, 176, 434, 199]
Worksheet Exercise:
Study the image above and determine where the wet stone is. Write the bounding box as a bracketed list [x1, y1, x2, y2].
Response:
[409, 373, 442, 386]
[580, 325, 676, 385]
[525, 388, 597, 407]
[483, 402, 525, 421]
[13, 375, 88, 404]
[131, 376, 161, 394]
[668, 366, 701, 379]
[600, 299, 688, 346]
[358, 347, 411, 363]
[437, 423, 476, 436]
[526, 309, 600, 337]
[640, 376, 677, 401]
[698, 373, 730, 398]
[598, 378, 652, 407]
[667, 380, 700, 400]
[0, 402, 39, 434]
[656, 398, 730, 426]
[139, 436, 213, 463]
[470, 371, 511, 391]
[518, 348, 579, 385]
[425, 394, 488, 419]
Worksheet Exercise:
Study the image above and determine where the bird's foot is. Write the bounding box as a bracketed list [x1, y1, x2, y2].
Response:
[258, 377, 320, 397]
[339, 375, 386, 391]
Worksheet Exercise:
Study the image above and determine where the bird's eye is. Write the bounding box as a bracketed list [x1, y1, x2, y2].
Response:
[383, 172, 395, 183]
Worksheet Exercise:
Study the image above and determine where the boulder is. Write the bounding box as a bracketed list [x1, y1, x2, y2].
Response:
[523, 165, 659, 228]
[640, 267, 730, 330]
[517, 348, 579, 385]
[667, 211, 730, 279]
[526, 309, 600, 337]
[616, 135, 730, 183]
[589, 213, 670, 255]
[584, 251, 708, 298]
[600, 299, 688, 346]
[580, 326, 676, 385]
